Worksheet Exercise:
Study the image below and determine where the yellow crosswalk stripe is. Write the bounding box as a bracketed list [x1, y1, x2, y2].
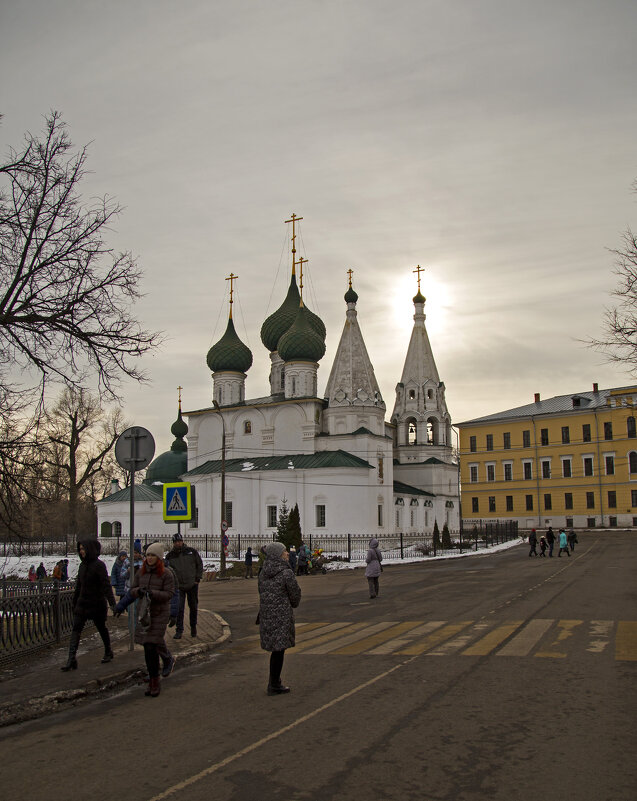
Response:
[398, 622, 474, 655]
[462, 621, 524, 656]
[587, 620, 614, 654]
[330, 622, 428, 655]
[296, 622, 353, 642]
[368, 621, 446, 655]
[292, 623, 366, 652]
[615, 621, 637, 661]
[304, 622, 401, 654]
[428, 622, 492, 656]
[496, 619, 554, 657]
[535, 620, 583, 659]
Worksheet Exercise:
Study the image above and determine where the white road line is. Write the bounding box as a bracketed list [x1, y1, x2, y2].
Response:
[146, 656, 417, 801]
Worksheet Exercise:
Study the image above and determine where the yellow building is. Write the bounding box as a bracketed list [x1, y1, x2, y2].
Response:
[457, 384, 637, 530]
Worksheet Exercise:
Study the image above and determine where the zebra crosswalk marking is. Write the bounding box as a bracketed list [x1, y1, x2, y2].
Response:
[461, 621, 524, 657]
[296, 622, 353, 643]
[427, 622, 492, 656]
[330, 622, 427, 656]
[368, 621, 447, 655]
[587, 621, 614, 654]
[304, 622, 400, 655]
[398, 621, 474, 656]
[293, 623, 366, 653]
[535, 619, 583, 659]
[496, 619, 554, 657]
[615, 621, 637, 661]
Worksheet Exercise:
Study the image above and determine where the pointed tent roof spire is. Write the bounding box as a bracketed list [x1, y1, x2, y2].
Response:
[324, 275, 384, 408]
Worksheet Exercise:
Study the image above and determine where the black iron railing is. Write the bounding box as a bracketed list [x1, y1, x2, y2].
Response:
[0, 579, 77, 666]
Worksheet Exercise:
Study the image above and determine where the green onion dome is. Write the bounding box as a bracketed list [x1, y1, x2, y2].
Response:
[144, 408, 188, 484]
[261, 273, 326, 351]
[413, 290, 426, 304]
[170, 408, 188, 452]
[344, 285, 358, 304]
[278, 304, 326, 363]
[206, 317, 253, 374]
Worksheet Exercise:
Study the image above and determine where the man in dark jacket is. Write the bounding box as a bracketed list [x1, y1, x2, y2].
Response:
[165, 533, 203, 639]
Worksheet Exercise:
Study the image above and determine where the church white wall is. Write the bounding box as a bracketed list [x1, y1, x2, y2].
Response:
[97, 500, 169, 541]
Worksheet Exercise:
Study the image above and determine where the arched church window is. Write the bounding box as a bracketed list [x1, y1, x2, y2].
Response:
[101, 521, 112, 537]
[427, 389, 434, 399]
[427, 417, 438, 445]
[243, 421, 252, 434]
[113, 521, 122, 537]
[408, 389, 415, 399]
[408, 421, 417, 445]
[628, 417, 636, 438]
[630, 451, 637, 474]
[280, 369, 285, 390]
[291, 376, 297, 394]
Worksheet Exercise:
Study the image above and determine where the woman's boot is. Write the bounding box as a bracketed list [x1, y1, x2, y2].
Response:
[145, 676, 161, 697]
[61, 631, 80, 671]
[101, 648, 114, 663]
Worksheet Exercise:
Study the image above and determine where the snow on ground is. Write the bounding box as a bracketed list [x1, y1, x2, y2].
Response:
[0, 537, 524, 580]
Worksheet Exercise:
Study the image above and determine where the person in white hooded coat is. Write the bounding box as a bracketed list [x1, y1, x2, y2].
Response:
[365, 537, 383, 599]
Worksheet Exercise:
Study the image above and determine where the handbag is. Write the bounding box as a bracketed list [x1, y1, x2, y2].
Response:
[137, 593, 151, 632]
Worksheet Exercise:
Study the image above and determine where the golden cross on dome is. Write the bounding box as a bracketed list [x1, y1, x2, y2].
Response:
[347, 268, 354, 288]
[297, 256, 308, 300]
[177, 385, 183, 410]
[413, 264, 425, 292]
[285, 213, 303, 275]
[226, 272, 238, 317]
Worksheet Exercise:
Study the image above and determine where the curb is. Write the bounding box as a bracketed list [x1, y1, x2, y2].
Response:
[0, 613, 231, 729]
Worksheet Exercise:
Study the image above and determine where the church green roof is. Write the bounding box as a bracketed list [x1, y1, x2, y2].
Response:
[97, 484, 163, 504]
[207, 317, 253, 374]
[184, 449, 372, 477]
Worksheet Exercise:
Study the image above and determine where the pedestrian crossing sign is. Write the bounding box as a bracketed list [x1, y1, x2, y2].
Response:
[163, 482, 192, 521]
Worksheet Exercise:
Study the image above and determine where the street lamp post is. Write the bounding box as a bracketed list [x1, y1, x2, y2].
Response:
[212, 400, 227, 576]
[452, 425, 463, 548]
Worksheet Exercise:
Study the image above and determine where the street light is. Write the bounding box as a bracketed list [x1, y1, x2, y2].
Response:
[451, 425, 463, 547]
[212, 400, 227, 577]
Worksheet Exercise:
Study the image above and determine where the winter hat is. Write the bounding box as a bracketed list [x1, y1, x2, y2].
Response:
[265, 542, 287, 559]
[145, 542, 165, 559]
[118, 550, 127, 557]
[172, 532, 183, 542]
[134, 538, 142, 553]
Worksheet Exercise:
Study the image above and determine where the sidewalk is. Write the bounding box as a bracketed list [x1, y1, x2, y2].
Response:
[0, 605, 230, 728]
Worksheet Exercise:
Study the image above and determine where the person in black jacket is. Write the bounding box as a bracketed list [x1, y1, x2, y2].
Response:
[165, 533, 203, 639]
[61, 539, 116, 671]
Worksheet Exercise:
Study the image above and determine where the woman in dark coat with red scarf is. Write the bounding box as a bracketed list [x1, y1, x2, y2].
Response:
[127, 542, 174, 697]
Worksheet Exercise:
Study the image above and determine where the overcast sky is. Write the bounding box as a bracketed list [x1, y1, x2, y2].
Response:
[2, 0, 637, 456]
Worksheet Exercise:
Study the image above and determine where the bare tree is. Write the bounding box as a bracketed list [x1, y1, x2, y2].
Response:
[0, 112, 161, 403]
[43, 387, 126, 540]
[590, 182, 637, 371]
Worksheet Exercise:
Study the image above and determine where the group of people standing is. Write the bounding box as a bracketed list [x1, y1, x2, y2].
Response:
[60, 532, 203, 699]
[528, 527, 578, 558]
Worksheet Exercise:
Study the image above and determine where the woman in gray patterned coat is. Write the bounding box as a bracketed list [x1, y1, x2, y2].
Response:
[365, 537, 383, 598]
[258, 542, 301, 695]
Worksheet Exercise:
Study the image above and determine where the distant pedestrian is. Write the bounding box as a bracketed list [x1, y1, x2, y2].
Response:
[52, 561, 63, 580]
[539, 536, 547, 557]
[365, 537, 383, 598]
[258, 542, 301, 695]
[111, 551, 129, 599]
[568, 530, 578, 552]
[546, 527, 555, 558]
[61, 539, 116, 671]
[118, 542, 175, 697]
[245, 547, 254, 579]
[36, 562, 47, 580]
[558, 529, 570, 557]
[297, 542, 309, 575]
[61, 559, 69, 581]
[288, 546, 297, 573]
[28, 565, 36, 582]
[165, 533, 203, 639]
[528, 530, 538, 557]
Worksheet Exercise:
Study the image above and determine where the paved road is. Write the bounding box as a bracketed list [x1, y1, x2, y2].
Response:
[2, 534, 636, 801]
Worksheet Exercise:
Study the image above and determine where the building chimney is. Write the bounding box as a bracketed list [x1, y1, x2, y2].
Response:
[534, 393, 540, 403]
[593, 383, 598, 392]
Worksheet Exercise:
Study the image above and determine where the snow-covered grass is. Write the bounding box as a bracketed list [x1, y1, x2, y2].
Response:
[0, 538, 524, 580]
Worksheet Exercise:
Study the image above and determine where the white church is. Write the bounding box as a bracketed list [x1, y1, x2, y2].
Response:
[97, 219, 459, 541]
